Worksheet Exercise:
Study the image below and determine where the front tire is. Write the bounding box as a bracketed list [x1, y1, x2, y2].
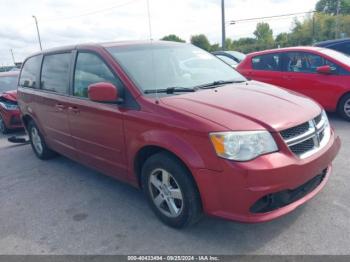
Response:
[28, 121, 57, 160]
[141, 152, 202, 228]
[0, 114, 8, 134]
[338, 93, 350, 121]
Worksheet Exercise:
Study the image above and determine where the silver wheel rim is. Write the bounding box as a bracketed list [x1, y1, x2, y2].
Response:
[148, 168, 184, 218]
[344, 98, 350, 118]
[31, 127, 43, 155]
[0, 116, 5, 133]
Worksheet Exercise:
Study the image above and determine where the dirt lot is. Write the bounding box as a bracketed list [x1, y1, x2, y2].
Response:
[0, 113, 349, 255]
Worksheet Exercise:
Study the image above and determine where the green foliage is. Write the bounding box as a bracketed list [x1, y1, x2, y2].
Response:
[254, 22, 274, 49]
[160, 34, 186, 43]
[316, 0, 350, 15]
[190, 34, 211, 51]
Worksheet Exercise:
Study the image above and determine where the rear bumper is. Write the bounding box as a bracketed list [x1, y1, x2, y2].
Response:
[194, 130, 341, 223]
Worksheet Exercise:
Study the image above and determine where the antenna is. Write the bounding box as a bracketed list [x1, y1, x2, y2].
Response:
[146, 0, 153, 40]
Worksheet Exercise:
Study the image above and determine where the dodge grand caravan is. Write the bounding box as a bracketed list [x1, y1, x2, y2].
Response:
[17, 41, 341, 228]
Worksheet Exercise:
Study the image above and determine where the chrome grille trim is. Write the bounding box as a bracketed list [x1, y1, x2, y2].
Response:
[280, 113, 330, 159]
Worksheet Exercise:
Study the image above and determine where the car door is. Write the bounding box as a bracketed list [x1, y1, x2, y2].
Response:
[67, 51, 127, 180]
[249, 53, 284, 87]
[35, 52, 78, 160]
[280, 51, 341, 109]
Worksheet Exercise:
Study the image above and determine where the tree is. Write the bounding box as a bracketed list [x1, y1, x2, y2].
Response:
[161, 34, 185, 43]
[275, 33, 289, 48]
[190, 34, 211, 51]
[254, 22, 275, 49]
[316, 0, 350, 15]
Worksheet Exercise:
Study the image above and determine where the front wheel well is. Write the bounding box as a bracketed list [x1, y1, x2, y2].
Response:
[133, 146, 193, 188]
[22, 115, 34, 129]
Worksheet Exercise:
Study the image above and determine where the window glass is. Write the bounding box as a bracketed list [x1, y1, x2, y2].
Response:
[107, 44, 246, 93]
[284, 52, 338, 73]
[252, 53, 281, 71]
[74, 52, 119, 98]
[41, 53, 71, 94]
[332, 43, 350, 56]
[216, 55, 238, 67]
[19, 56, 41, 88]
[0, 75, 18, 93]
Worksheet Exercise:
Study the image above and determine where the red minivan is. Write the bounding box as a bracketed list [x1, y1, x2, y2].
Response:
[17, 41, 340, 228]
[237, 47, 350, 121]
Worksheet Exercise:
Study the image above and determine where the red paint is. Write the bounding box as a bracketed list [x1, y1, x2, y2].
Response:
[17, 42, 340, 223]
[237, 46, 350, 112]
[88, 82, 119, 102]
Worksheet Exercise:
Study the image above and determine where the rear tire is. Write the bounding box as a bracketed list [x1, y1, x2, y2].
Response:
[0, 115, 8, 134]
[141, 152, 202, 228]
[28, 120, 57, 160]
[338, 93, 350, 121]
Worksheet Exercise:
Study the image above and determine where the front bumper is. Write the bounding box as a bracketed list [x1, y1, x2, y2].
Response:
[194, 130, 341, 223]
[1, 109, 23, 130]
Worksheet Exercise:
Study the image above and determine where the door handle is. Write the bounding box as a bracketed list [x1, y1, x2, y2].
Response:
[68, 106, 80, 114]
[55, 104, 65, 112]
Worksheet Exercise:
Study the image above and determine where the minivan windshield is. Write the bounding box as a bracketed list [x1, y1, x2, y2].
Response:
[0, 75, 18, 93]
[107, 43, 246, 93]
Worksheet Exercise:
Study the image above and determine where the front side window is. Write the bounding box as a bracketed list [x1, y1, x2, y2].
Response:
[73, 52, 120, 98]
[284, 52, 338, 74]
[252, 53, 281, 71]
[107, 44, 246, 93]
[41, 53, 71, 94]
[19, 55, 41, 88]
[0, 75, 18, 93]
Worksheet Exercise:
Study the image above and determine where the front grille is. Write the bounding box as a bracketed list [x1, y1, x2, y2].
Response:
[280, 113, 329, 158]
[290, 138, 315, 155]
[280, 122, 310, 140]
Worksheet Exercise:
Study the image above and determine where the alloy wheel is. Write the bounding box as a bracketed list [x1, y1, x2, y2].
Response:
[31, 126, 43, 155]
[148, 168, 184, 218]
[0, 116, 5, 134]
[344, 98, 350, 118]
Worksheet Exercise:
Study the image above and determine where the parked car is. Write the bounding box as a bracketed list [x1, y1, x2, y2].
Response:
[0, 71, 22, 134]
[17, 41, 340, 228]
[314, 38, 350, 56]
[237, 47, 350, 121]
[212, 51, 246, 68]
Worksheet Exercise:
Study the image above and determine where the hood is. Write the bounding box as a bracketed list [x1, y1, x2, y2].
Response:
[161, 81, 321, 132]
[0, 90, 18, 102]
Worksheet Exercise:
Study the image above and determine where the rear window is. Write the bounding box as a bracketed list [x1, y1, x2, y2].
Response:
[41, 53, 71, 94]
[252, 53, 281, 71]
[19, 55, 41, 88]
[0, 75, 18, 93]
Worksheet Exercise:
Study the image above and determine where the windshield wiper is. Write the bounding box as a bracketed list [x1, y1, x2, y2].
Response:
[195, 80, 246, 89]
[144, 87, 197, 94]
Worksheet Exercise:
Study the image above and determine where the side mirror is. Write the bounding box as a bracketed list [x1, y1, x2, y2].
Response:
[316, 65, 333, 75]
[88, 82, 121, 103]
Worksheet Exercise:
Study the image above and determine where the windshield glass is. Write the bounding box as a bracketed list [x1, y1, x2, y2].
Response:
[226, 51, 246, 61]
[0, 75, 18, 93]
[107, 43, 246, 93]
[320, 48, 350, 65]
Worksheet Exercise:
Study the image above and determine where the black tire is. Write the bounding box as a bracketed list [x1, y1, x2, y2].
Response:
[141, 152, 202, 228]
[27, 120, 57, 160]
[0, 114, 8, 134]
[338, 93, 350, 121]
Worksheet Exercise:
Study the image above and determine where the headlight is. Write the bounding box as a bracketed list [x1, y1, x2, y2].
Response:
[0, 102, 19, 110]
[209, 131, 278, 161]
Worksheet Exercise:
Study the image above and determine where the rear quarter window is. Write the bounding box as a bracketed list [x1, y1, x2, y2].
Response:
[19, 55, 42, 88]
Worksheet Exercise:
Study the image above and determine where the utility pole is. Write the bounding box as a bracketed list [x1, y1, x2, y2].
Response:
[32, 15, 43, 51]
[335, 0, 341, 39]
[221, 0, 226, 50]
[10, 49, 16, 65]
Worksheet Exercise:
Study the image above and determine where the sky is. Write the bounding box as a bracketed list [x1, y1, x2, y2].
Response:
[0, 0, 318, 65]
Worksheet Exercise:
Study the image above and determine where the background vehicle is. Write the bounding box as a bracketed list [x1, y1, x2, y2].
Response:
[212, 51, 246, 68]
[17, 41, 340, 228]
[237, 47, 350, 121]
[314, 38, 350, 56]
[0, 71, 22, 133]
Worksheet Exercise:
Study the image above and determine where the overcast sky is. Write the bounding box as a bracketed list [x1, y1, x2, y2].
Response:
[0, 0, 318, 65]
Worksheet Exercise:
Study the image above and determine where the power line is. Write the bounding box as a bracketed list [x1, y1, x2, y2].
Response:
[229, 11, 316, 24]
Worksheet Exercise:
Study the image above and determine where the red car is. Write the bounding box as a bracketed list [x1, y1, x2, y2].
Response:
[237, 47, 350, 121]
[17, 42, 340, 228]
[0, 71, 23, 133]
